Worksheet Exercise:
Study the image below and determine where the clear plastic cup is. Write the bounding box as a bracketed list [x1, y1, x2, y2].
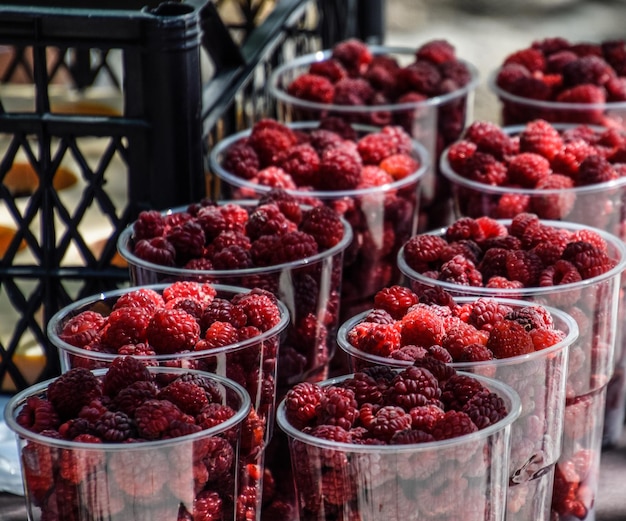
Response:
[209, 122, 429, 322]
[47, 283, 289, 521]
[276, 370, 521, 521]
[337, 298, 578, 521]
[4, 366, 250, 521]
[268, 47, 480, 230]
[439, 126, 626, 449]
[397, 220, 626, 521]
[489, 69, 626, 128]
[117, 202, 352, 389]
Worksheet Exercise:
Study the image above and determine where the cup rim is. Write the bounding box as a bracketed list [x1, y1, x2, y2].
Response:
[47, 283, 290, 362]
[439, 123, 626, 196]
[268, 45, 481, 112]
[488, 67, 626, 110]
[208, 121, 430, 199]
[336, 296, 579, 370]
[117, 199, 353, 278]
[276, 370, 521, 452]
[397, 219, 626, 297]
[3, 366, 251, 450]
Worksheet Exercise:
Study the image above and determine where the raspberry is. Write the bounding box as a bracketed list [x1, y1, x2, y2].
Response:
[507, 152, 552, 187]
[466, 297, 512, 332]
[145, 308, 200, 354]
[431, 410, 478, 440]
[195, 206, 228, 240]
[158, 379, 209, 415]
[577, 155, 618, 185]
[287, 73, 335, 103]
[379, 153, 420, 180]
[505, 249, 543, 286]
[245, 203, 293, 240]
[111, 380, 159, 416]
[357, 132, 397, 164]
[317, 145, 362, 190]
[562, 55, 616, 87]
[201, 321, 239, 349]
[16, 396, 60, 433]
[102, 307, 151, 350]
[234, 290, 282, 331]
[222, 140, 259, 180]
[381, 125, 413, 154]
[284, 382, 325, 429]
[397, 60, 442, 96]
[562, 241, 613, 279]
[193, 490, 224, 521]
[539, 259, 583, 290]
[271, 230, 319, 264]
[133, 236, 176, 266]
[196, 403, 236, 431]
[114, 287, 165, 313]
[408, 404, 445, 432]
[441, 374, 485, 410]
[102, 356, 151, 397]
[299, 205, 344, 249]
[458, 343, 494, 362]
[253, 166, 296, 190]
[442, 321, 489, 360]
[308, 129, 344, 153]
[400, 304, 446, 347]
[211, 244, 253, 270]
[331, 38, 373, 77]
[439, 254, 483, 286]
[200, 297, 247, 331]
[606, 76, 626, 101]
[461, 390, 507, 429]
[93, 410, 135, 442]
[346, 321, 401, 357]
[333, 77, 375, 105]
[445, 217, 483, 243]
[368, 405, 413, 442]
[135, 399, 186, 439]
[166, 220, 206, 263]
[505, 305, 553, 330]
[248, 126, 298, 167]
[503, 48, 546, 73]
[132, 210, 167, 240]
[309, 58, 348, 82]
[486, 320, 535, 358]
[546, 50, 579, 74]
[58, 310, 106, 348]
[416, 39, 456, 65]
[519, 120, 563, 161]
[530, 327, 566, 350]
[206, 230, 251, 258]
[439, 59, 473, 87]
[275, 143, 320, 186]
[551, 140, 598, 179]
[464, 121, 516, 159]
[47, 367, 102, 421]
[373, 285, 419, 320]
[556, 84, 606, 105]
[496, 62, 532, 92]
[317, 386, 359, 431]
[386, 366, 441, 410]
[162, 281, 216, 303]
[477, 247, 508, 280]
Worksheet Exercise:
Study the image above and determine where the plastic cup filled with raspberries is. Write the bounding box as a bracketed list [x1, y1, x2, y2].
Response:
[440, 118, 626, 448]
[209, 119, 428, 320]
[490, 37, 626, 126]
[268, 38, 479, 230]
[117, 191, 352, 390]
[4, 363, 250, 521]
[337, 285, 578, 521]
[276, 363, 521, 521]
[397, 214, 626, 521]
[47, 282, 289, 521]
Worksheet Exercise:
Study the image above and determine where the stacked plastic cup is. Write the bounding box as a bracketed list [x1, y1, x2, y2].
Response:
[276, 370, 521, 521]
[47, 282, 289, 521]
[5, 366, 250, 521]
[397, 218, 626, 521]
[337, 296, 578, 521]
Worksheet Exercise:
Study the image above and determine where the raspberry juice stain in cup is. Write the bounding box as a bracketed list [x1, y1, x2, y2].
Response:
[397, 215, 626, 521]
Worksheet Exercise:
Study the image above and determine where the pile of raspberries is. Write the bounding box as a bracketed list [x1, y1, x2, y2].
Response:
[14, 359, 244, 521]
[220, 117, 421, 192]
[345, 284, 566, 362]
[281, 361, 510, 520]
[494, 37, 626, 125]
[444, 118, 626, 221]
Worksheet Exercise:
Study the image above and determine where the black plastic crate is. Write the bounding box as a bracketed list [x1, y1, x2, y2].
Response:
[0, 0, 384, 391]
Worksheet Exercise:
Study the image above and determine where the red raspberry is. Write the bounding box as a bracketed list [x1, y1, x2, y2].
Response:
[397, 60, 442, 96]
[193, 490, 224, 521]
[440, 59, 473, 87]
[606, 76, 626, 101]
[416, 39, 456, 65]
[245, 203, 293, 240]
[16, 396, 60, 433]
[503, 48, 546, 73]
[200, 298, 247, 331]
[196, 403, 236, 431]
[158, 379, 209, 416]
[275, 143, 320, 186]
[446, 140, 477, 173]
[248, 123, 298, 167]
[206, 230, 251, 258]
[505, 305, 553, 330]
[373, 285, 419, 320]
[408, 403, 445, 432]
[346, 321, 401, 357]
[551, 140, 598, 179]
[400, 304, 446, 347]
[546, 50, 579, 74]
[381, 125, 413, 154]
[439, 254, 483, 286]
[222, 140, 259, 180]
[102, 356, 152, 397]
[403, 234, 447, 272]
[284, 382, 324, 429]
[461, 390, 507, 429]
[358, 165, 393, 187]
[317, 145, 362, 190]
[308, 128, 344, 153]
[133, 236, 176, 266]
[496, 62, 532, 92]
[113, 287, 164, 313]
[132, 210, 166, 240]
[368, 405, 412, 442]
[234, 290, 282, 331]
[134, 398, 187, 439]
[432, 410, 478, 440]
[556, 84, 606, 105]
[162, 280, 216, 303]
[317, 386, 359, 431]
[47, 367, 103, 421]
[530, 327, 567, 350]
[218, 203, 249, 232]
[507, 152, 552, 187]
[464, 121, 516, 160]
[442, 321, 489, 361]
[287, 73, 335, 103]
[486, 320, 535, 358]
[309, 58, 348, 82]
[458, 343, 494, 362]
[519, 120, 564, 161]
[58, 310, 106, 348]
[195, 205, 228, 240]
[258, 189, 303, 224]
[467, 297, 513, 332]
[562, 241, 613, 279]
[505, 249, 543, 286]
[386, 366, 442, 411]
[379, 153, 420, 180]
[299, 205, 344, 249]
[357, 132, 397, 164]
[577, 155, 618, 185]
[102, 307, 152, 350]
[331, 38, 373, 77]
[463, 151, 508, 185]
[333, 77, 375, 105]
[145, 308, 200, 354]
[200, 321, 239, 350]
